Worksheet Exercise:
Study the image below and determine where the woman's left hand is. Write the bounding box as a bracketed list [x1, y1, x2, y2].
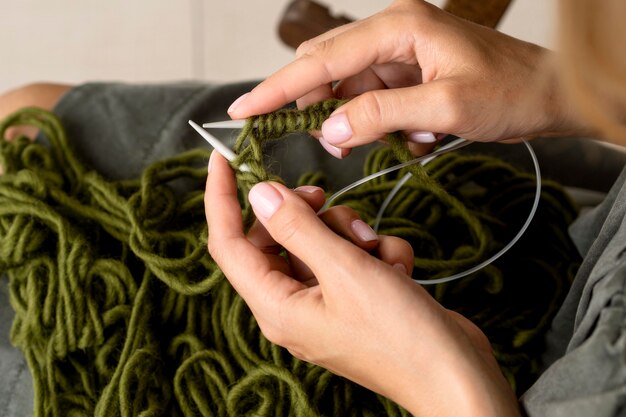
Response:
[204, 151, 521, 417]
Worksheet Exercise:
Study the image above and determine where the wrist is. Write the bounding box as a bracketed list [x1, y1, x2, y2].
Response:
[404, 367, 521, 417]
[536, 51, 595, 138]
[394, 334, 521, 417]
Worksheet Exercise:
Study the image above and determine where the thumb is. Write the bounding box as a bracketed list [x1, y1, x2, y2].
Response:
[248, 182, 375, 282]
[321, 80, 458, 148]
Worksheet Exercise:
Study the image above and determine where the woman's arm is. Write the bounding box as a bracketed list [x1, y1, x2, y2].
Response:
[0, 83, 71, 140]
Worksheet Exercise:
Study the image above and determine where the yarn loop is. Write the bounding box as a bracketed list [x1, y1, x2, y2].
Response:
[0, 104, 580, 416]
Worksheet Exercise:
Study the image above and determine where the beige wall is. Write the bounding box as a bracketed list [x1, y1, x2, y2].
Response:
[1, 0, 555, 91]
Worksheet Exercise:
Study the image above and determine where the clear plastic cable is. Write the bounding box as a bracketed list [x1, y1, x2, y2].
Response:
[322, 139, 542, 285]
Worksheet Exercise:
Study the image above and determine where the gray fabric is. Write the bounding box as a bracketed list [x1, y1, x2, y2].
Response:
[47, 82, 374, 189]
[0, 279, 33, 417]
[0, 81, 373, 416]
[3, 81, 626, 416]
[50, 81, 257, 180]
[0, 81, 259, 417]
[522, 168, 626, 417]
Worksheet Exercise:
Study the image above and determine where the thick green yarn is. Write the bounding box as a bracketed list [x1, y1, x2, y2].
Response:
[0, 103, 580, 416]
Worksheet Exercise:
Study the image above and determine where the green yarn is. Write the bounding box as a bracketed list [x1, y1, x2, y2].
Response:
[0, 103, 580, 416]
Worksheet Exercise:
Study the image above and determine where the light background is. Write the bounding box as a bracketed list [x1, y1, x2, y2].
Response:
[1, 0, 556, 92]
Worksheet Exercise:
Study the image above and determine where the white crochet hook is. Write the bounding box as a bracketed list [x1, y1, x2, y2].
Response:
[188, 120, 251, 172]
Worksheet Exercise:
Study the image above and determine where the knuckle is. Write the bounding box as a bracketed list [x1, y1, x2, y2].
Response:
[307, 37, 334, 58]
[295, 39, 313, 58]
[437, 83, 466, 131]
[297, 37, 333, 61]
[320, 205, 360, 234]
[395, 236, 415, 259]
[257, 320, 287, 346]
[355, 91, 386, 130]
[272, 212, 304, 247]
[324, 205, 356, 221]
[270, 199, 313, 246]
[296, 39, 335, 84]
[388, 0, 425, 18]
[255, 301, 293, 348]
[207, 235, 224, 262]
[383, 0, 437, 40]
[286, 348, 306, 361]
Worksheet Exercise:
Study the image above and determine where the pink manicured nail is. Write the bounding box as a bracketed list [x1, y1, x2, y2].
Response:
[393, 263, 408, 274]
[321, 113, 352, 145]
[228, 92, 250, 114]
[249, 182, 284, 220]
[208, 150, 216, 173]
[319, 137, 346, 159]
[351, 219, 378, 242]
[294, 185, 322, 194]
[408, 131, 436, 143]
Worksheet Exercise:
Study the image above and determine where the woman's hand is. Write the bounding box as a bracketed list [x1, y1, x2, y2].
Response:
[205, 151, 521, 416]
[227, 0, 585, 155]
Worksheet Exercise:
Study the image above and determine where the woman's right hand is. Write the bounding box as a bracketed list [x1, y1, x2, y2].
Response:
[228, 0, 586, 153]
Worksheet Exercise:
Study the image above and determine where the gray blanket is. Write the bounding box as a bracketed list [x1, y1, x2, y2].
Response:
[2, 81, 626, 416]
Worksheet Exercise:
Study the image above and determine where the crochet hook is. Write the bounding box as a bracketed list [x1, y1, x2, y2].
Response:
[188, 120, 251, 172]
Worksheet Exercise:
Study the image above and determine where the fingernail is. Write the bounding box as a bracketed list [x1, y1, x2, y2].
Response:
[351, 219, 378, 242]
[228, 92, 250, 114]
[249, 182, 284, 220]
[393, 263, 408, 274]
[319, 137, 346, 160]
[408, 131, 436, 143]
[294, 185, 322, 194]
[208, 150, 216, 173]
[321, 113, 352, 145]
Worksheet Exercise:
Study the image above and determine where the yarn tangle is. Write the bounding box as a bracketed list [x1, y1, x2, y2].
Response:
[0, 103, 580, 416]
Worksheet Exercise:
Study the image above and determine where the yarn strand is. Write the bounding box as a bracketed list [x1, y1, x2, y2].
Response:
[0, 104, 581, 415]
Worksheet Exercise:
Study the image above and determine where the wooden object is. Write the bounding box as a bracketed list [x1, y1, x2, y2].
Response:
[277, 0, 513, 49]
[278, 0, 353, 49]
[445, 0, 513, 28]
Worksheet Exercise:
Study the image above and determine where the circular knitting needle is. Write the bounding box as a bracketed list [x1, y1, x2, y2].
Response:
[202, 120, 247, 129]
[188, 120, 251, 172]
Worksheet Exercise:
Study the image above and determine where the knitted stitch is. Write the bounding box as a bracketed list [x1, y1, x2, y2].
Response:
[0, 104, 580, 416]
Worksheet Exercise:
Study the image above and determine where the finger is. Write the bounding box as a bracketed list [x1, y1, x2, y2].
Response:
[288, 252, 318, 287]
[247, 181, 376, 285]
[247, 186, 326, 253]
[205, 152, 305, 306]
[291, 204, 379, 284]
[294, 19, 363, 59]
[228, 16, 420, 119]
[406, 140, 437, 156]
[319, 137, 351, 159]
[248, 185, 326, 286]
[320, 80, 460, 148]
[312, 130, 353, 160]
[318, 206, 379, 252]
[370, 63, 423, 89]
[376, 235, 414, 276]
[296, 83, 334, 110]
[333, 67, 387, 99]
[293, 20, 366, 110]
[333, 62, 422, 100]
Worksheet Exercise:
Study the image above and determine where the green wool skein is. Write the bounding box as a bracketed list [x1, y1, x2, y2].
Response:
[0, 103, 580, 416]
